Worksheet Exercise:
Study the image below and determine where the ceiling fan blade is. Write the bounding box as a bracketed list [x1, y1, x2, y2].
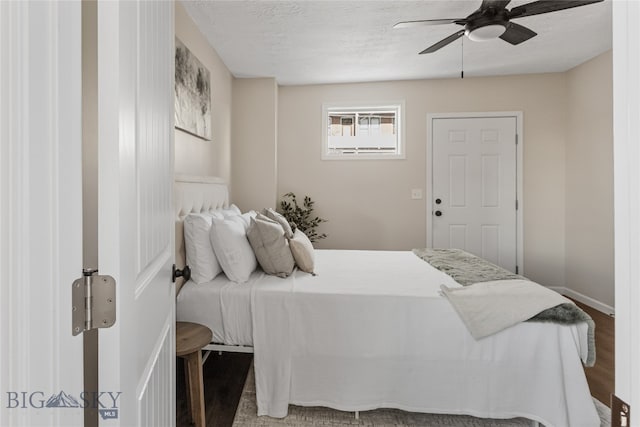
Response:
[419, 30, 466, 54]
[394, 19, 464, 29]
[499, 22, 537, 45]
[509, 0, 603, 19]
[480, 0, 511, 10]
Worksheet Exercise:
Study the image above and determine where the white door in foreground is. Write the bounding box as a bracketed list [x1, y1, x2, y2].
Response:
[96, 1, 175, 425]
[431, 116, 518, 272]
[0, 1, 84, 426]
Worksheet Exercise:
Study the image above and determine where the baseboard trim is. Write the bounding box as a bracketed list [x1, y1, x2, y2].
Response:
[549, 286, 615, 316]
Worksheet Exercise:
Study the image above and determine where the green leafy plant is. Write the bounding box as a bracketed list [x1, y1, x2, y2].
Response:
[279, 192, 327, 243]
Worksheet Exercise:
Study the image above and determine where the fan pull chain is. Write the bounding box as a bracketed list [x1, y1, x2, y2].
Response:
[461, 37, 464, 79]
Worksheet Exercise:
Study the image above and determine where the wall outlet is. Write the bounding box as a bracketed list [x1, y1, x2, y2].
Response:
[411, 189, 423, 200]
[611, 394, 630, 427]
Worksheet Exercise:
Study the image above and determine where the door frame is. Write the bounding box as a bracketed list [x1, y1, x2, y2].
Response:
[426, 111, 524, 274]
[613, 0, 640, 412]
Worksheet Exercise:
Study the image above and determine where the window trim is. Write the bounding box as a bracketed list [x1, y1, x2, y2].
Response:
[321, 101, 406, 160]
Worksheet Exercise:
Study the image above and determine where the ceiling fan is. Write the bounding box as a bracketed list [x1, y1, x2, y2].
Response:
[394, 0, 604, 54]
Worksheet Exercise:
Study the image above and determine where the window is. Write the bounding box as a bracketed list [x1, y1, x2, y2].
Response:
[322, 102, 405, 159]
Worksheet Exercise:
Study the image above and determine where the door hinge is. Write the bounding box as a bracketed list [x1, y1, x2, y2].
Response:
[515, 265, 519, 274]
[72, 269, 116, 336]
[515, 199, 519, 210]
[515, 134, 519, 145]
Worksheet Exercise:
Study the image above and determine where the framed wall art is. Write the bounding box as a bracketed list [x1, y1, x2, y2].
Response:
[175, 37, 211, 140]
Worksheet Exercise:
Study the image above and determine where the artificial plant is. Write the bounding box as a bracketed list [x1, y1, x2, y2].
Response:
[279, 192, 327, 243]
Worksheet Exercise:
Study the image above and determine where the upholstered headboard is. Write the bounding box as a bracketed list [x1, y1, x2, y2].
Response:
[174, 174, 229, 294]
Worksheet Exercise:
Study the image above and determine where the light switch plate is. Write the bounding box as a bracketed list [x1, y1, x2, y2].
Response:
[411, 189, 423, 200]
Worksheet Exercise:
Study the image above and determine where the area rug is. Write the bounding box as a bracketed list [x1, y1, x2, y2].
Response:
[232, 366, 611, 427]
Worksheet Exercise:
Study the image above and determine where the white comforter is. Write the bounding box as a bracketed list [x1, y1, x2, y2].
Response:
[250, 250, 598, 427]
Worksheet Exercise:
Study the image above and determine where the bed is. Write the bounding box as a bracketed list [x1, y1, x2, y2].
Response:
[174, 175, 600, 427]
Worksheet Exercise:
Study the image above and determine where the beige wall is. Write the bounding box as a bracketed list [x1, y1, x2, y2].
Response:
[277, 74, 568, 288]
[174, 2, 232, 181]
[565, 51, 614, 308]
[231, 78, 279, 211]
[174, 9, 612, 304]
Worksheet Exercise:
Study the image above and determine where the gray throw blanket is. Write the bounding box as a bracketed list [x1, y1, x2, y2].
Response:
[413, 248, 596, 367]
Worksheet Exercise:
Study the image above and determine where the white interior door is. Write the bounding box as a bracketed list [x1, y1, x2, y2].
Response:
[0, 1, 84, 426]
[97, 1, 175, 425]
[429, 115, 520, 273]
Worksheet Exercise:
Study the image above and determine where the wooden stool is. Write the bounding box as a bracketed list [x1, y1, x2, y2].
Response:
[176, 322, 212, 427]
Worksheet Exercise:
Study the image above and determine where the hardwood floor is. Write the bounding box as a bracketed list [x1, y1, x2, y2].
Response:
[177, 352, 252, 427]
[176, 304, 615, 426]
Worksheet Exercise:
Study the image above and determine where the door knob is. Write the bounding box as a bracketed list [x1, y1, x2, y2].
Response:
[435, 210, 442, 217]
[435, 198, 442, 205]
[172, 264, 191, 283]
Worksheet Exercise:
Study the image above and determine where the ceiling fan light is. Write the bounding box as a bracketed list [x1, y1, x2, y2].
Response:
[466, 24, 506, 42]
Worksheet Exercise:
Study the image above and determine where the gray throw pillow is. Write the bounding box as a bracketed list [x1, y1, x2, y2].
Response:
[263, 208, 294, 239]
[247, 214, 295, 278]
[289, 229, 315, 274]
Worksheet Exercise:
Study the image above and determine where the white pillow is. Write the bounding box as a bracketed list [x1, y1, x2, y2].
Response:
[209, 217, 257, 283]
[218, 204, 242, 218]
[183, 213, 223, 284]
[227, 210, 257, 231]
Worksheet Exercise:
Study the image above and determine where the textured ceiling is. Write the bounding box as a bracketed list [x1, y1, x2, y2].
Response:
[181, 0, 612, 86]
